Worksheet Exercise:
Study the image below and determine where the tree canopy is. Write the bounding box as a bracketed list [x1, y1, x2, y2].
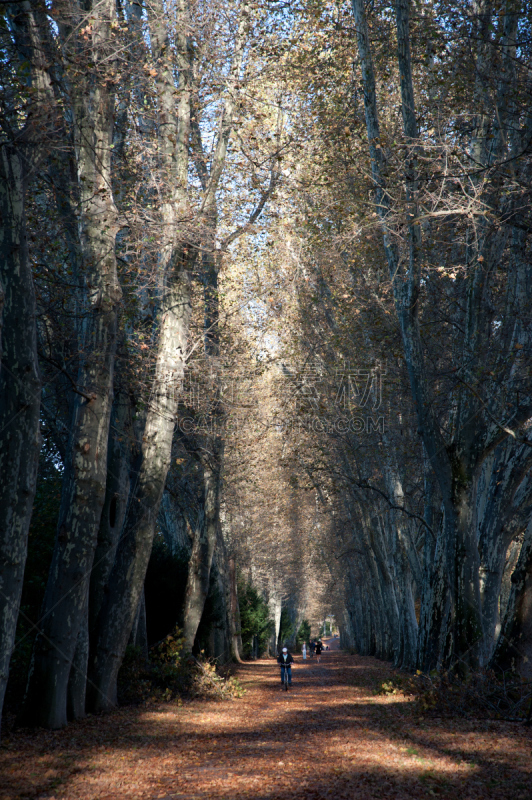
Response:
[1, 0, 531, 735]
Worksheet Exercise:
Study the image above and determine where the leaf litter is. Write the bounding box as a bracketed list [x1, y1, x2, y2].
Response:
[1, 649, 530, 800]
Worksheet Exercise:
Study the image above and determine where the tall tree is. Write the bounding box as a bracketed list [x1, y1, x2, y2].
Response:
[351, 0, 532, 671]
[0, 0, 55, 737]
[88, 0, 195, 711]
[23, 0, 122, 728]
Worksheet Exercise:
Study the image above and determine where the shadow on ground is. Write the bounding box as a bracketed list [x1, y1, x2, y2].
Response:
[0, 651, 530, 800]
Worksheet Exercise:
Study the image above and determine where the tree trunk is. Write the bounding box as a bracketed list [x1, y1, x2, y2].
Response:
[66, 593, 89, 721]
[359, 502, 400, 662]
[268, 589, 282, 655]
[89, 391, 132, 639]
[229, 556, 243, 661]
[499, 538, 523, 627]
[351, 0, 490, 671]
[129, 590, 148, 659]
[0, 146, 41, 737]
[417, 528, 451, 672]
[159, 490, 191, 555]
[212, 531, 242, 662]
[23, 0, 121, 729]
[383, 458, 419, 669]
[177, 0, 254, 656]
[477, 438, 532, 661]
[0, 276, 3, 364]
[183, 446, 223, 651]
[395, 543, 418, 670]
[491, 517, 532, 679]
[86, 0, 195, 713]
[210, 558, 230, 662]
[88, 263, 192, 712]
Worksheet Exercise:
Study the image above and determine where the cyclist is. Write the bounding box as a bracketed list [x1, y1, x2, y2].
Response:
[277, 646, 294, 688]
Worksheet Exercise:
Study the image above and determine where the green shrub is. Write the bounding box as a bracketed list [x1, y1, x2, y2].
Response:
[278, 608, 295, 647]
[295, 620, 311, 652]
[237, 578, 272, 658]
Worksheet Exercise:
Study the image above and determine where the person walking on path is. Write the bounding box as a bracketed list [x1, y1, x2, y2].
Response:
[302, 642, 307, 660]
[309, 640, 316, 658]
[277, 647, 294, 688]
[315, 640, 323, 663]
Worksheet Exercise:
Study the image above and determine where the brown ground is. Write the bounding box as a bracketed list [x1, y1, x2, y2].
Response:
[1, 644, 531, 800]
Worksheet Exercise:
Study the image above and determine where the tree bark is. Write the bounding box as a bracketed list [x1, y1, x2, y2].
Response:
[129, 590, 148, 659]
[88, 262, 191, 712]
[183, 445, 224, 651]
[23, 0, 122, 729]
[159, 490, 191, 555]
[0, 0, 55, 737]
[86, 0, 195, 713]
[268, 589, 282, 655]
[0, 277, 3, 366]
[89, 391, 132, 639]
[478, 441, 532, 661]
[417, 530, 451, 672]
[383, 456, 419, 669]
[229, 560, 243, 662]
[350, 0, 527, 671]
[0, 146, 42, 737]
[66, 592, 89, 721]
[491, 517, 532, 679]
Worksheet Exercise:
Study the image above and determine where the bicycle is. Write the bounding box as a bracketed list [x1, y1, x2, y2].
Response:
[280, 664, 292, 691]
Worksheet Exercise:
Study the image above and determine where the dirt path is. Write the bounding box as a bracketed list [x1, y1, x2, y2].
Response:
[1, 650, 531, 800]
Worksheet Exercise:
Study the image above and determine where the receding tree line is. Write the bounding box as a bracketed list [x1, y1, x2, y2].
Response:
[257, 0, 532, 681]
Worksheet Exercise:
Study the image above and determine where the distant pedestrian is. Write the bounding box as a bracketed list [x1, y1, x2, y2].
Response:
[302, 642, 307, 660]
[309, 640, 316, 657]
[315, 640, 323, 663]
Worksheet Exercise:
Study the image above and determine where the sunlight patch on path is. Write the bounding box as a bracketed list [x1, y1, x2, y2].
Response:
[0, 651, 531, 800]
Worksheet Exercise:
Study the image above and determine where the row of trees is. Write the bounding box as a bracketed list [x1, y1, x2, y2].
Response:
[0, 0, 292, 736]
[254, 0, 532, 677]
[1, 0, 531, 740]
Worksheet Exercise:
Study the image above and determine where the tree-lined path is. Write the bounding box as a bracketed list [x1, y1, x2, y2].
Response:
[1, 648, 530, 800]
[3, 0, 532, 749]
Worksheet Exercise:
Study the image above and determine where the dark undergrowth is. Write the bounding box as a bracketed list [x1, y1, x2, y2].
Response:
[117, 626, 245, 706]
[377, 667, 532, 723]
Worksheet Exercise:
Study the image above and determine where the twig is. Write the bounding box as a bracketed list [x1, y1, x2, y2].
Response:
[39, 353, 95, 402]
[191, 655, 227, 699]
